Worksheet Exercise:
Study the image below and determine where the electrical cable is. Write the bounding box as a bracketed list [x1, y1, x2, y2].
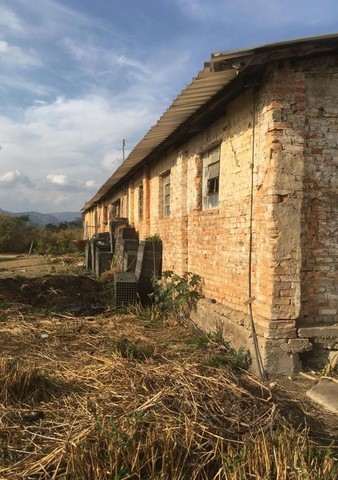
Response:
[248, 87, 267, 381]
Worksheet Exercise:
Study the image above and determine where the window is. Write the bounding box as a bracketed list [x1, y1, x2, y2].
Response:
[103, 205, 108, 225]
[138, 185, 144, 221]
[161, 171, 171, 217]
[112, 199, 121, 218]
[202, 145, 220, 210]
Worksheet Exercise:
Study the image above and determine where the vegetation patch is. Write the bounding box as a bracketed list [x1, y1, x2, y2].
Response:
[0, 212, 82, 255]
[0, 302, 10, 310]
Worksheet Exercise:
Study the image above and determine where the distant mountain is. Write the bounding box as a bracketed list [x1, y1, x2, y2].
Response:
[0, 209, 81, 226]
[50, 212, 82, 222]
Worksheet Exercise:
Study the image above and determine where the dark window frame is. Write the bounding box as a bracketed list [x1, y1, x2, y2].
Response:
[138, 184, 144, 221]
[161, 171, 171, 218]
[103, 205, 108, 225]
[202, 145, 221, 210]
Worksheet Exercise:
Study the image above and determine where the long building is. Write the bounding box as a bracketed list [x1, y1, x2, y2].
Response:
[82, 34, 338, 375]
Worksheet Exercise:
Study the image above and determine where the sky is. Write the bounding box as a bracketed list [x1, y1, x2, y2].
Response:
[0, 0, 337, 213]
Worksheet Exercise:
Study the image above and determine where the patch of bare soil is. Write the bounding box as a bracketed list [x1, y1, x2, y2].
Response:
[0, 254, 83, 279]
[0, 275, 105, 314]
[0, 265, 337, 478]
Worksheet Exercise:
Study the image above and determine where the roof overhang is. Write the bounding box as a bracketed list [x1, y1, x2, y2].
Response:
[83, 33, 338, 212]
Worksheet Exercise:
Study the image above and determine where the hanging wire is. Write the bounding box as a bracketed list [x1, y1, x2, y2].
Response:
[248, 87, 267, 381]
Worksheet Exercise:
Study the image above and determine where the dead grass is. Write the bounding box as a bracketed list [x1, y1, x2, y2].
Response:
[0, 292, 337, 478]
[0, 358, 60, 405]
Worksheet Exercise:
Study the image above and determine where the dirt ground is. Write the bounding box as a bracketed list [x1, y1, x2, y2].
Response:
[0, 254, 337, 479]
[0, 254, 84, 279]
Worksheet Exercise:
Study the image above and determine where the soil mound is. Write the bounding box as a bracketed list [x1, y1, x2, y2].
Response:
[0, 275, 105, 312]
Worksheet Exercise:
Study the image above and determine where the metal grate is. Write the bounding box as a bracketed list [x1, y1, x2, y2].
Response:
[114, 272, 138, 308]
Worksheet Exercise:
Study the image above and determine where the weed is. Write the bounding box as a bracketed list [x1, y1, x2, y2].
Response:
[13, 273, 26, 281]
[127, 303, 164, 327]
[206, 326, 251, 370]
[111, 338, 154, 361]
[151, 270, 202, 321]
[0, 302, 10, 310]
[58, 265, 85, 276]
[101, 278, 116, 307]
[184, 334, 209, 348]
[144, 234, 162, 243]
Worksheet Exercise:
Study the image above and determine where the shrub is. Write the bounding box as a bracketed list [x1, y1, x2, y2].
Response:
[151, 270, 202, 320]
[34, 227, 81, 255]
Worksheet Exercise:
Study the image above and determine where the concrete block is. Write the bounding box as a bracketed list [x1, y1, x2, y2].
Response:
[298, 325, 338, 338]
[264, 339, 301, 377]
[265, 329, 297, 339]
[306, 378, 338, 414]
[287, 338, 312, 353]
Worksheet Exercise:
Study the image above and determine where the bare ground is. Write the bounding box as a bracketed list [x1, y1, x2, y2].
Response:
[0, 254, 84, 279]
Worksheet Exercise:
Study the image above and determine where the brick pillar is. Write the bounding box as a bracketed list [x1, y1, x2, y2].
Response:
[268, 67, 306, 323]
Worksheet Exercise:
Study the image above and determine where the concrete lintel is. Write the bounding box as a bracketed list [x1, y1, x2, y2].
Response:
[298, 325, 338, 338]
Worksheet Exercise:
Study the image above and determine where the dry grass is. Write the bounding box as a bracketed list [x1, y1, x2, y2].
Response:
[0, 306, 337, 479]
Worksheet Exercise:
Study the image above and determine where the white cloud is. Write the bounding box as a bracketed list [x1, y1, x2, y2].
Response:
[53, 194, 71, 206]
[0, 5, 22, 32]
[101, 149, 125, 172]
[62, 37, 149, 85]
[85, 180, 96, 188]
[7, 0, 116, 43]
[46, 174, 69, 186]
[0, 40, 40, 68]
[0, 73, 53, 97]
[0, 92, 158, 211]
[0, 169, 35, 188]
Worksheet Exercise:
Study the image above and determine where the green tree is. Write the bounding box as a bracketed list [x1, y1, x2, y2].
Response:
[0, 213, 33, 253]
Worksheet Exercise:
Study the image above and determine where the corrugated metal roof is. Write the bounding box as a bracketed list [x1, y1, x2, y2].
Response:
[83, 33, 338, 211]
[211, 32, 338, 61]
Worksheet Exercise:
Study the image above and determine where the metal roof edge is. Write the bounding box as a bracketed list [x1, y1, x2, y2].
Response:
[211, 32, 338, 60]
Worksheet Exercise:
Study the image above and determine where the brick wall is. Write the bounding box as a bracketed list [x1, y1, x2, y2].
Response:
[300, 56, 338, 325]
[143, 88, 279, 322]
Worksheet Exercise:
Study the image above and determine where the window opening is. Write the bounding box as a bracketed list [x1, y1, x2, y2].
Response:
[161, 172, 170, 217]
[138, 185, 144, 221]
[112, 199, 121, 218]
[103, 205, 108, 225]
[202, 145, 220, 210]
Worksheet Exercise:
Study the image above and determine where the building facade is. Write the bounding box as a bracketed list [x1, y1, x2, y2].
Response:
[83, 35, 338, 376]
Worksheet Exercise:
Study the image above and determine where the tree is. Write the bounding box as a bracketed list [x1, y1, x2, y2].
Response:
[0, 213, 33, 253]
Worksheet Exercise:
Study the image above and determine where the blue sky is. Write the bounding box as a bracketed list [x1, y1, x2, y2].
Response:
[0, 0, 337, 213]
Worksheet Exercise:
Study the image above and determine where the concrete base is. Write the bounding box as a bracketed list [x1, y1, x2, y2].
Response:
[263, 339, 302, 377]
[306, 378, 338, 414]
[190, 298, 302, 377]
